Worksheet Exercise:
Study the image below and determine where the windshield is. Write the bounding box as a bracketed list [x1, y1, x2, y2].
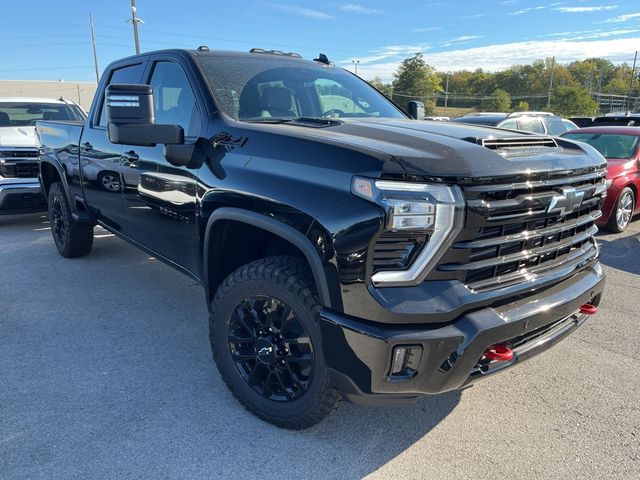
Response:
[0, 102, 85, 127]
[195, 56, 405, 121]
[564, 132, 639, 159]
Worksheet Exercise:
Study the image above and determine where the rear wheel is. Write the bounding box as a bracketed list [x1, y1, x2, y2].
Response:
[48, 182, 93, 257]
[209, 256, 338, 429]
[605, 187, 635, 233]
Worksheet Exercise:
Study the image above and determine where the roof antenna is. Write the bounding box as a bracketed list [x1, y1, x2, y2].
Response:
[314, 53, 331, 65]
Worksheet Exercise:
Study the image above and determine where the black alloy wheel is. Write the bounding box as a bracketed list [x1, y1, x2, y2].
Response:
[50, 194, 65, 245]
[228, 296, 314, 402]
[210, 256, 338, 429]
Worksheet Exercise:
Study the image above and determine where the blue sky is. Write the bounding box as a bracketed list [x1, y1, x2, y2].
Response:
[1, 0, 639, 82]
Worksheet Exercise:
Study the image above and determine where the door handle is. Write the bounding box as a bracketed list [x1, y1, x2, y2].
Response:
[80, 141, 93, 153]
[123, 150, 139, 167]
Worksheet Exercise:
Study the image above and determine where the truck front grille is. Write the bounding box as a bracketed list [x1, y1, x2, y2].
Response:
[0, 162, 39, 178]
[0, 149, 39, 178]
[437, 168, 607, 291]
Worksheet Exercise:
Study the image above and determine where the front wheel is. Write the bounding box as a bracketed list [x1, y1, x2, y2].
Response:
[48, 182, 94, 257]
[605, 187, 635, 233]
[209, 256, 338, 429]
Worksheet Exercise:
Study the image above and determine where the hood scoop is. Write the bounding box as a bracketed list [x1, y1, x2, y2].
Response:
[474, 136, 558, 150]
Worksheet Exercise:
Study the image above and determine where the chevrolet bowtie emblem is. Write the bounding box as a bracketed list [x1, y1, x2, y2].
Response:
[547, 187, 585, 216]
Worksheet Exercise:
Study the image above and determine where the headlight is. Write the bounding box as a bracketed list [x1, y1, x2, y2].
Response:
[351, 176, 465, 286]
[605, 178, 613, 189]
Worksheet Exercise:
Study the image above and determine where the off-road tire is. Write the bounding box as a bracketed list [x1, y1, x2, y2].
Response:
[210, 256, 339, 429]
[48, 182, 93, 257]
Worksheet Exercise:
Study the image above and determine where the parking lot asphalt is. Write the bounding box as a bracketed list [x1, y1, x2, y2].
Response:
[1, 213, 639, 480]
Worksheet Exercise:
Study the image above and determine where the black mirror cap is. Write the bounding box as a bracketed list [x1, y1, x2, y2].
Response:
[164, 143, 198, 168]
[106, 84, 155, 125]
[107, 123, 184, 147]
[407, 101, 425, 120]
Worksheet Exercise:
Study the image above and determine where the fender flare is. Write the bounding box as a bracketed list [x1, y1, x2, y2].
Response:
[39, 158, 75, 210]
[203, 207, 332, 307]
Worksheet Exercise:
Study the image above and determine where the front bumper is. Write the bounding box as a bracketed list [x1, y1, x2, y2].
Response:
[0, 180, 47, 215]
[320, 263, 605, 405]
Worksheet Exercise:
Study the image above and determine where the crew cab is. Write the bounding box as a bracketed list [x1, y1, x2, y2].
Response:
[37, 48, 607, 429]
[0, 97, 85, 216]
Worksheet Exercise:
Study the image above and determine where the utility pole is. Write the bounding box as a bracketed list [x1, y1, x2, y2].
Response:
[129, 0, 144, 54]
[76, 84, 82, 106]
[547, 57, 555, 108]
[626, 50, 637, 112]
[588, 60, 595, 94]
[89, 13, 100, 83]
[444, 72, 450, 114]
[352, 59, 360, 75]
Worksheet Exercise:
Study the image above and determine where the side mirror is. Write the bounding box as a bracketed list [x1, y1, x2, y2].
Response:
[106, 84, 184, 147]
[407, 100, 425, 120]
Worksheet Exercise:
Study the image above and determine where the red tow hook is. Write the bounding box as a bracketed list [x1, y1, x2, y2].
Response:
[485, 344, 514, 362]
[579, 304, 598, 315]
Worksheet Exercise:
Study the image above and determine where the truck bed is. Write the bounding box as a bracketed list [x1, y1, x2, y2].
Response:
[36, 120, 84, 155]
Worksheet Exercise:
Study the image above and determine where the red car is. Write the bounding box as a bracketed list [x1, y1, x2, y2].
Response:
[562, 126, 640, 232]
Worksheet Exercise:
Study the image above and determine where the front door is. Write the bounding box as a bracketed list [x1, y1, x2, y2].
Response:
[120, 59, 203, 275]
[82, 61, 146, 231]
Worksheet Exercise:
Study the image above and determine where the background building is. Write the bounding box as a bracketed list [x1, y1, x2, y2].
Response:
[0, 80, 98, 111]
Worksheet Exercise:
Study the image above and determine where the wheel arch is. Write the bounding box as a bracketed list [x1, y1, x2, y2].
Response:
[39, 160, 75, 209]
[203, 207, 332, 308]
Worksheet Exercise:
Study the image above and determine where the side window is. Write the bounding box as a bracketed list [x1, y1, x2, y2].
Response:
[518, 118, 545, 134]
[499, 119, 517, 130]
[149, 61, 201, 137]
[97, 63, 144, 127]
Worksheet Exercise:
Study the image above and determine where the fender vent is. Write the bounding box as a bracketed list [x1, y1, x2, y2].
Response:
[372, 233, 428, 274]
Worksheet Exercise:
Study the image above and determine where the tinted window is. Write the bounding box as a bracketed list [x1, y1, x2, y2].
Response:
[149, 61, 201, 137]
[0, 102, 84, 126]
[563, 133, 639, 159]
[97, 63, 145, 126]
[195, 56, 404, 121]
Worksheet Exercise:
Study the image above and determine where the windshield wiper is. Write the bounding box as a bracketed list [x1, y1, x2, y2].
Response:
[244, 117, 343, 127]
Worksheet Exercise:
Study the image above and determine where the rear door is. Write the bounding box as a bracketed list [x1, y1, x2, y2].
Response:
[120, 55, 204, 276]
[81, 60, 146, 231]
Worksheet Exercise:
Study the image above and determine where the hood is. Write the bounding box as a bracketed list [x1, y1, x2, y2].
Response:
[0, 126, 37, 148]
[249, 118, 606, 183]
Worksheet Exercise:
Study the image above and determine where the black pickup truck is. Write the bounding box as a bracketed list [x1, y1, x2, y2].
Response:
[37, 48, 607, 429]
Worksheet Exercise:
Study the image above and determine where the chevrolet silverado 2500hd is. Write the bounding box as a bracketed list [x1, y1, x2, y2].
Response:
[37, 48, 607, 429]
[0, 97, 85, 216]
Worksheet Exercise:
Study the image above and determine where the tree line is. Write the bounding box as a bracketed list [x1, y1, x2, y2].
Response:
[368, 53, 639, 117]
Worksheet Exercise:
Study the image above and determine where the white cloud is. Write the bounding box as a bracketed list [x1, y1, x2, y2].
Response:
[349, 37, 640, 80]
[268, 3, 333, 19]
[555, 5, 618, 13]
[603, 12, 640, 23]
[441, 35, 484, 47]
[542, 29, 639, 40]
[340, 4, 383, 15]
[412, 26, 442, 32]
[460, 13, 488, 19]
[508, 6, 545, 15]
